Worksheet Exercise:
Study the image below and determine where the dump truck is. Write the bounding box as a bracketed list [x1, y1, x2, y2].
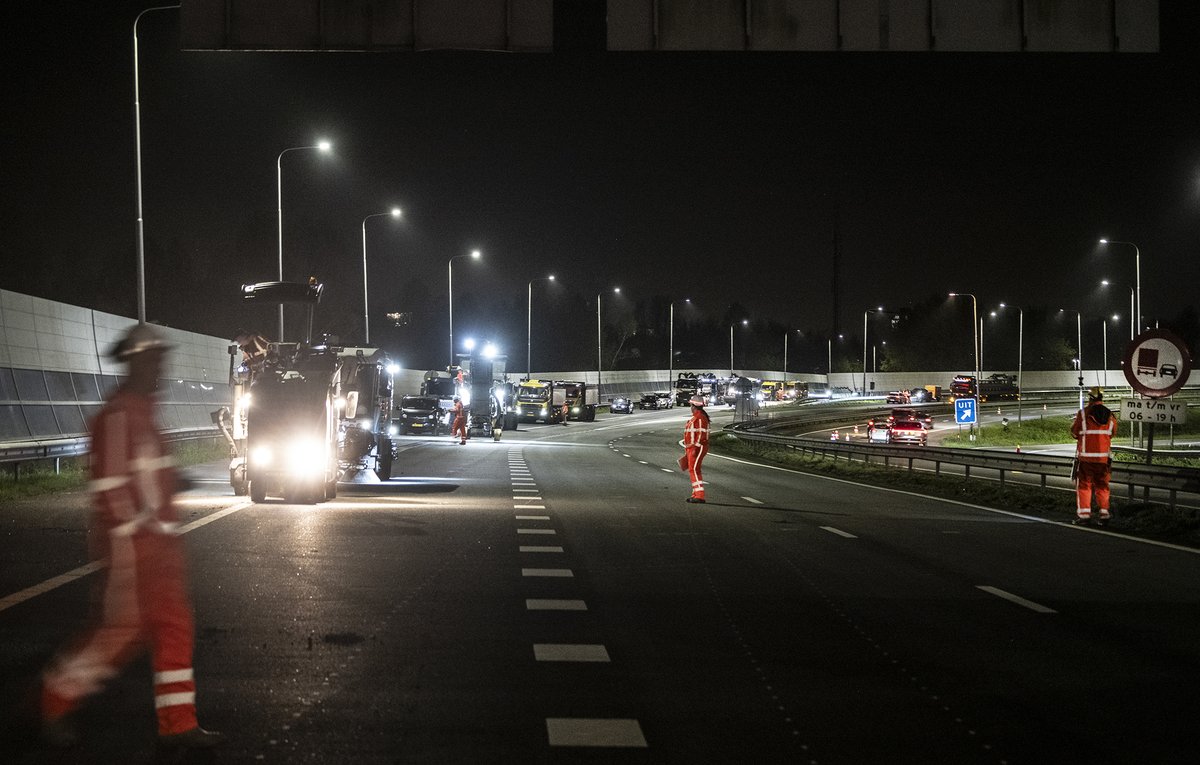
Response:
[555, 380, 598, 421]
[514, 379, 564, 424]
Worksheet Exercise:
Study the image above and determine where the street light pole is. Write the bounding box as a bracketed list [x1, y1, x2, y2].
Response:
[1100, 239, 1141, 336]
[361, 208, 401, 345]
[596, 288, 620, 397]
[133, 4, 180, 324]
[448, 249, 482, 367]
[276, 140, 331, 341]
[527, 275, 554, 379]
[949, 293, 979, 433]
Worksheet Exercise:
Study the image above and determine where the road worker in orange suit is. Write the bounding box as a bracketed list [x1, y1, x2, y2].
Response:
[40, 324, 222, 749]
[1071, 386, 1117, 527]
[452, 396, 468, 445]
[682, 394, 711, 503]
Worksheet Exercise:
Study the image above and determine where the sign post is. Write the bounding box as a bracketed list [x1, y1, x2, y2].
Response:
[1121, 329, 1193, 465]
[955, 398, 978, 440]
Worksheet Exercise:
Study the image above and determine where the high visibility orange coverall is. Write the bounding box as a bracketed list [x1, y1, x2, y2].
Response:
[452, 400, 468, 444]
[42, 389, 202, 736]
[1071, 401, 1117, 521]
[683, 408, 711, 501]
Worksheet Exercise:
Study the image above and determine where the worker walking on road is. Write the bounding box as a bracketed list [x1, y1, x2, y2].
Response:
[40, 324, 222, 750]
[452, 396, 468, 445]
[682, 394, 711, 503]
[1071, 386, 1117, 527]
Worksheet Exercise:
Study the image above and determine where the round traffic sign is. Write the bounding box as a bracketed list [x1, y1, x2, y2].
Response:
[1122, 329, 1192, 398]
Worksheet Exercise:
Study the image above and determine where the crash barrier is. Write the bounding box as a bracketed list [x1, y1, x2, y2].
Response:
[0, 427, 222, 479]
[725, 426, 1200, 511]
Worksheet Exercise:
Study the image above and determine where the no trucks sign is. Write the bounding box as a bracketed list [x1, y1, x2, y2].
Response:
[1123, 329, 1192, 398]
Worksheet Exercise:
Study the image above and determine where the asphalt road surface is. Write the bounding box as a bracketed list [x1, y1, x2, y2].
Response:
[3, 407, 1200, 763]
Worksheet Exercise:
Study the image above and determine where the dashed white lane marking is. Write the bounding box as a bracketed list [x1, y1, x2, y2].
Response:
[742, 496, 763, 504]
[520, 546, 564, 553]
[546, 718, 647, 748]
[534, 644, 611, 662]
[522, 568, 573, 577]
[820, 526, 858, 538]
[518, 528, 557, 535]
[638, 461, 648, 464]
[527, 599, 587, 611]
[0, 501, 253, 614]
[516, 515, 551, 521]
[512, 480, 537, 484]
[977, 585, 1057, 614]
[660, 468, 674, 473]
[513, 496, 543, 501]
[513, 488, 539, 492]
[514, 504, 547, 510]
[622, 454, 632, 458]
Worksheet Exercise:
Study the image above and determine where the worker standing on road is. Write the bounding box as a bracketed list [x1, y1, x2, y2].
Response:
[1071, 386, 1117, 527]
[452, 396, 468, 445]
[39, 324, 222, 750]
[682, 394, 711, 503]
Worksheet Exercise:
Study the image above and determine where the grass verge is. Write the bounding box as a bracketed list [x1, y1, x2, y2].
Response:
[711, 432, 1200, 549]
[0, 438, 228, 503]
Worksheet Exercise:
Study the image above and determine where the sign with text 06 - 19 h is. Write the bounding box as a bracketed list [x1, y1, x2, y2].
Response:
[954, 398, 978, 425]
[1122, 399, 1188, 426]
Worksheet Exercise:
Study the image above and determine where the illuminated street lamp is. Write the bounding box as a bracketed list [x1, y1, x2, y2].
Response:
[1099, 238, 1141, 335]
[597, 288, 621, 395]
[361, 207, 402, 345]
[527, 274, 555, 379]
[133, 3, 180, 324]
[1100, 279, 1136, 341]
[276, 140, 332, 340]
[448, 249, 482, 366]
[994, 303, 1024, 424]
[861, 306, 884, 395]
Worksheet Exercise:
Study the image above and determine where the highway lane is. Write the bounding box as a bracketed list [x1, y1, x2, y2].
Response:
[1, 410, 1199, 763]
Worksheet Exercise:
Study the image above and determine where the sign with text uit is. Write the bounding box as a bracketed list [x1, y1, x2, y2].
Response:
[954, 397, 977, 425]
[1122, 398, 1188, 426]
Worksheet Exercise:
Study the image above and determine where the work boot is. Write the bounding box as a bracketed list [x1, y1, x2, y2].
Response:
[1097, 514, 1111, 528]
[686, 497, 706, 504]
[159, 726, 223, 749]
[1072, 517, 1092, 527]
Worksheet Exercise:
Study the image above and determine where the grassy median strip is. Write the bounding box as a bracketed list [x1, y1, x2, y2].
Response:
[711, 432, 1200, 549]
[0, 439, 227, 503]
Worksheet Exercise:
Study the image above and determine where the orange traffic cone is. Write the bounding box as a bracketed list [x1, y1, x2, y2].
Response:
[853, 423, 860, 435]
[830, 430, 839, 441]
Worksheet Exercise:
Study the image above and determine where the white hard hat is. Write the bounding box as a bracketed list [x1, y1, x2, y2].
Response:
[689, 395, 706, 407]
[110, 323, 172, 360]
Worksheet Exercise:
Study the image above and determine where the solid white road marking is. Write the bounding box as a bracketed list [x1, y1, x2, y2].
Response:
[741, 496, 763, 504]
[514, 504, 547, 510]
[515, 515, 551, 520]
[518, 528, 556, 535]
[534, 644, 611, 662]
[520, 546, 564, 553]
[0, 501, 254, 614]
[546, 718, 647, 748]
[820, 526, 857, 538]
[522, 568, 573, 577]
[513, 496, 542, 501]
[977, 585, 1057, 614]
[526, 599, 587, 611]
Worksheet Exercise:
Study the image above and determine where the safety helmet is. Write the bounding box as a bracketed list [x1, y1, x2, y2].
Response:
[688, 395, 706, 407]
[1088, 386, 1104, 401]
[453, 396, 461, 402]
[109, 323, 172, 360]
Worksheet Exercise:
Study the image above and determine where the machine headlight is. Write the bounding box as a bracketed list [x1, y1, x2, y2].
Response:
[288, 439, 326, 475]
[540, 407, 548, 416]
[388, 425, 398, 436]
[250, 445, 273, 467]
[358, 418, 372, 431]
[572, 407, 580, 414]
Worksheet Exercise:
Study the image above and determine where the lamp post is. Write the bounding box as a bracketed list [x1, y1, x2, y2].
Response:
[861, 306, 884, 395]
[276, 140, 332, 340]
[361, 207, 402, 345]
[729, 319, 747, 377]
[133, 3, 180, 324]
[948, 293, 979, 434]
[1099, 238, 1141, 335]
[448, 249, 482, 367]
[526, 275, 555, 379]
[597, 288, 620, 396]
[996, 303, 1024, 424]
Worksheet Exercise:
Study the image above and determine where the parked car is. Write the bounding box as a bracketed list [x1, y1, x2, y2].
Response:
[610, 396, 635, 414]
[395, 395, 444, 435]
[888, 407, 933, 430]
[639, 391, 673, 410]
[888, 420, 927, 446]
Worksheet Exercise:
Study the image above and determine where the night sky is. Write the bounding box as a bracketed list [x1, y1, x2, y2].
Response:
[2, 2, 1199, 373]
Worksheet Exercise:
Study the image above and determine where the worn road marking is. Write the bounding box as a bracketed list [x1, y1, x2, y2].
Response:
[518, 528, 556, 535]
[546, 718, 647, 747]
[526, 599, 587, 611]
[741, 496, 763, 505]
[515, 515, 551, 521]
[534, 644, 610, 662]
[520, 546, 564, 553]
[514, 504, 547, 510]
[977, 585, 1057, 614]
[522, 568, 573, 577]
[819, 526, 857, 538]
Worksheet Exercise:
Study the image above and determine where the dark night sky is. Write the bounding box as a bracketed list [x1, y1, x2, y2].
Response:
[2, 2, 1199, 372]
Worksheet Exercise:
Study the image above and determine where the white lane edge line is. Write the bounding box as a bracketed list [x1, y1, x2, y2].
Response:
[977, 585, 1057, 614]
[819, 526, 857, 539]
[742, 496, 763, 504]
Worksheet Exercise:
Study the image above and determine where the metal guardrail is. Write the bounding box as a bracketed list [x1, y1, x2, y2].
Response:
[0, 428, 221, 476]
[726, 424, 1200, 510]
